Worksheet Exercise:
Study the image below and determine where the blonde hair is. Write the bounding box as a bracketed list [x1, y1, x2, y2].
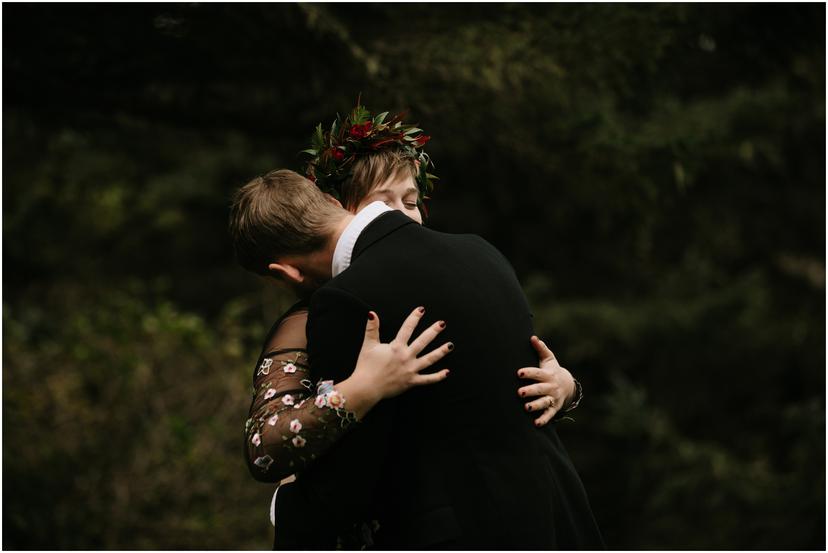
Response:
[341, 149, 418, 210]
[229, 169, 343, 275]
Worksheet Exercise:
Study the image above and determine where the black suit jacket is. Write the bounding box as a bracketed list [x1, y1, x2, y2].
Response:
[274, 211, 603, 549]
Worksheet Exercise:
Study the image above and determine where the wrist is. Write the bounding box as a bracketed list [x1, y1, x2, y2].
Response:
[335, 375, 381, 419]
[563, 378, 583, 413]
[561, 368, 577, 407]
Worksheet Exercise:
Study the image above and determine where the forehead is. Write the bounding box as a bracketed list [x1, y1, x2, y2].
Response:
[373, 173, 417, 193]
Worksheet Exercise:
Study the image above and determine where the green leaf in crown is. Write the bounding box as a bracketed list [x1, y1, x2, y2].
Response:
[300, 98, 438, 209]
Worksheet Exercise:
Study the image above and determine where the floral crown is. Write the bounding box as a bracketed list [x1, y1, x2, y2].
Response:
[301, 102, 438, 206]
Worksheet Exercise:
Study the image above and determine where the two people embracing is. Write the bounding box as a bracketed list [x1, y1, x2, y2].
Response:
[228, 103, 604, 549]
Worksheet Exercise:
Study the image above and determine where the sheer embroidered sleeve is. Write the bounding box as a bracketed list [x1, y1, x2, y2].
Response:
[244, 308, 358, 483]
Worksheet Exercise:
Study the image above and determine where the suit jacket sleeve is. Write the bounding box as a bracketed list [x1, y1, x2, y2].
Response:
[272, 286, 396, 547]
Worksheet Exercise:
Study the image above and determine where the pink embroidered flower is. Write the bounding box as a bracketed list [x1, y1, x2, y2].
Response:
[292, 435, 306, 448]
[251, 432, 261, 446]
[314, 395, 327, 408]
[263, 388, 277, 400]
[326, 390, 346, 409]
[289, 419, 302, 433]
[254, 455, 273, 470]
[281, 394, 295, 406]
[267, 414, 279, 426]
[282, 362, 297, 374]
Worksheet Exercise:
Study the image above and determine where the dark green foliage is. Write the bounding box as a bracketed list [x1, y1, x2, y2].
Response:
[3, 3, 824, 549]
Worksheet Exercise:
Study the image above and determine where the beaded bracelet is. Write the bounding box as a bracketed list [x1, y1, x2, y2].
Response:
[563, 378, 583, 413]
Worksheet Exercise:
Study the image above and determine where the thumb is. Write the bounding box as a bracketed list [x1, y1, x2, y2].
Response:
[363, 311, 381, 346]
[530, 335, 556, 363]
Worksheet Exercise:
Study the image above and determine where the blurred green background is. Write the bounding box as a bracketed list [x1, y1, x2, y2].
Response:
[3, 3, 825, 549]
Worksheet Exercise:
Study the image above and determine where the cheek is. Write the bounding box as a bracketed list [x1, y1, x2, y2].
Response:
[409, 207, 423, 224]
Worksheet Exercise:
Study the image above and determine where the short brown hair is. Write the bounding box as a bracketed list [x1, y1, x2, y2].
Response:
[341, 148, 418, 209]
[229, 169, 343, 275]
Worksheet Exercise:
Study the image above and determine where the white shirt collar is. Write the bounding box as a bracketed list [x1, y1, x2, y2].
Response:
[331, 201, 392, 277]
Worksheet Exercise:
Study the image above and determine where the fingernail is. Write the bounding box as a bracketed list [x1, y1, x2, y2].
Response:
[447, 342, 454, 351]
[535, 420, 542, 427]
[438, 320, 446, 328]
[526, 405, 532, 411]
[519, 390, 525, 396]
[518, 371, 524, 377]
[417, 306, 425, 314]
[367, 312, 375, 320]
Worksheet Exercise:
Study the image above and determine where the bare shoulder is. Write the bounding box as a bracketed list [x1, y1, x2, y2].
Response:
[265, 308, 309, 352]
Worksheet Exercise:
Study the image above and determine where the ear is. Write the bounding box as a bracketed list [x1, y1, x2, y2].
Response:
[267, 262, 304, 285]
[323, 193, 343, 209]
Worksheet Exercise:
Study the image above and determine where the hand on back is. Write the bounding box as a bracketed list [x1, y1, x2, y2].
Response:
[517, 336, 577, 427]
[349, 307, 453, 403]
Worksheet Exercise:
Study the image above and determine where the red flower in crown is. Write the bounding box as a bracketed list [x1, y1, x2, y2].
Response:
[349, 121, 373, 139]
[329, 147, 345, 161]
[413, 134, 431, 147]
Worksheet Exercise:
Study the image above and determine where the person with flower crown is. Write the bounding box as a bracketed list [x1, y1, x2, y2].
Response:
[230, 102, 601, 549]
